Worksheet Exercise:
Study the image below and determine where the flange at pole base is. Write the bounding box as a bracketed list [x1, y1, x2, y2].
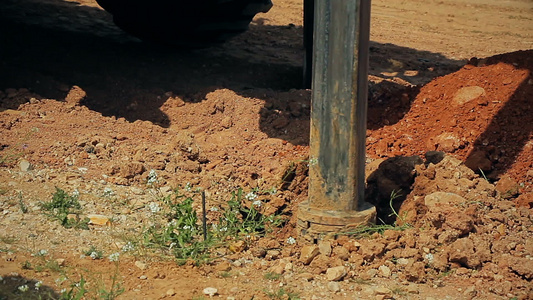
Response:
[297, 202, 376, 241]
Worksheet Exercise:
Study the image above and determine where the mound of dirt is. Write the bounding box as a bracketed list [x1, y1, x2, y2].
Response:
[367, 50, 533, 197]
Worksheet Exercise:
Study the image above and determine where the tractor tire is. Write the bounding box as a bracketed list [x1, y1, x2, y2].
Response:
[95, 0, 273, 47]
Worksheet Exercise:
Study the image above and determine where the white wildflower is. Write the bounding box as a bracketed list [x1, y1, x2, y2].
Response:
[103, 187, 114, 197]
[35, 281, 43, 290]
[72, 189, 80, 197]
[108, 252, 120, 262]
[121, 242, 135, 252]
[55, 276, 66, 286]
[307, 157, 318, 166]
[185, 182, 192, 192]
[210, 206, 219, 212]
[148, 202, 161, 213]
[37, 249, 48, 256]
[90, 251, 99, 260]
[147, 169, 158, 185]
[245, 192, 257, 201]
[18, 285, 29, 292]
[424, 253, 434, 263]
[0, 275, 3, 281]
[219, 226, 228, 232]
[286, 237, 296, 245]
[252, 200, 262, 208]
[183, 225, 191, 230]
[60, 288, 67, 293]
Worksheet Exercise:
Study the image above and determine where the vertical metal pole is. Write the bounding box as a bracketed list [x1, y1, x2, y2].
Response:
[298, 0, 375, 238]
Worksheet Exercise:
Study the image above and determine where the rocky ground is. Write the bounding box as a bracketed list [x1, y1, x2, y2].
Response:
[0, 0, 532, 299]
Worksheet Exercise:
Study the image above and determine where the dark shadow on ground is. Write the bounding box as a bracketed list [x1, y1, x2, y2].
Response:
[0, 0, 464, 145]
[465, 51, 533, 180]
[0, 275, 61, 299]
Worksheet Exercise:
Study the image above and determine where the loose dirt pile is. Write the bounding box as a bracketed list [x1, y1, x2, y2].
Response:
[1, 0, 532, 299]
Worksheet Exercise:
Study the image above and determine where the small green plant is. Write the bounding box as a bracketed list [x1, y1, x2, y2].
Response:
[18, 192, 28, 213]
[142, 183, 285, 264]
[41, 187, 89, 229]
[264, 287, 300, 300]
[342, 190, 411, 238]
[58, 277, 88, 300]
[219, 271, 232, 278]
[479, 168, 489, 181]
[21, 260, 32, 270]
[84, 246, 104, 260]
[264, 272, 282, 281]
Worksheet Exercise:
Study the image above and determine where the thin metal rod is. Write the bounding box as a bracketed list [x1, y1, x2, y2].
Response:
[202, 191, 207, 241]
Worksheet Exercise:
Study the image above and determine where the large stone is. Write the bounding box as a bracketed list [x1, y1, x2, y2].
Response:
[495, 175, 519, 199]
[326, 266, 347, 281]
[300, 245, 319, 265]
[453, 86, 485, 106]
[318, 240, 332, 256]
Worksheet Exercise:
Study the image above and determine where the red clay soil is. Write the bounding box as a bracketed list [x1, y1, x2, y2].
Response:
[367, 50, 533, 195]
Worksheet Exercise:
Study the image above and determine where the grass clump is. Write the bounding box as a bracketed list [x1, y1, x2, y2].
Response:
[41, 187, 89, 229]
[342, 190, 412, 238]
[141, 178, 285, 264]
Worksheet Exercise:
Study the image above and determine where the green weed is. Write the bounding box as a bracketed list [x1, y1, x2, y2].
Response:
[84, 246, 104, 260]
[18, 192, 28, 213]
[141, 179, 285, 264]
[41, 187, 89, 229]
[264, 287, 300, 300]
[264, 272, 282, 281]
[342, 190, 411, 238]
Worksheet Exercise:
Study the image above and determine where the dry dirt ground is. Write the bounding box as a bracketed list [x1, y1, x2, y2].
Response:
[0, 0, 532, 299]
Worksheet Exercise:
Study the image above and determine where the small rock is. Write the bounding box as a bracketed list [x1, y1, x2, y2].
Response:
[87, 214, 111, 226]
[464, 286, 477, 297]
[269, 262, 285, 275]
[326, 266, 347, 281]
[251, 247, 267, 258]
[215, 261, 232, 272]
[19, 160, 33, 172]
[300, 245, 319, 265]
[297, 272, 314, 281]
[203, 287, 218, 297]
[318, 241, 332, 256]
[265, 250, 281, 260]
[332, 246, 350, 261]
[374, 287, 393, 299]
[360, 242, 385, 261]
[406, 284, 420, 294]
[166, 289, 176, 296]
[453, 86, 485, 106]
[327, 281, 341, 292]
[229, 240, 246, 253]
[139, 275, 147, 280]
[55, 258, 65, 267]
[495, 175, 519, 199]
[379, 265, 392, 278]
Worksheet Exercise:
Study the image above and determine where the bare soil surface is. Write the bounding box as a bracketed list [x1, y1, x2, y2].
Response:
[1, 0, 532, 299]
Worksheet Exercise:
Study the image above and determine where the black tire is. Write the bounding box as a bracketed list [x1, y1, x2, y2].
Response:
[95, 0, 273, 47]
